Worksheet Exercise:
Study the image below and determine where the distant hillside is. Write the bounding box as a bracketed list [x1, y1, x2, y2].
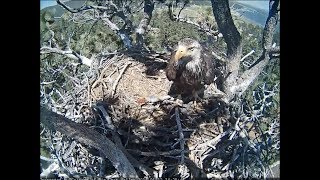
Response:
[230, 1, 268, 27]
[41, 0, 279, 32]
[230, 1, 279, 32]
[41, 0, 86, 17]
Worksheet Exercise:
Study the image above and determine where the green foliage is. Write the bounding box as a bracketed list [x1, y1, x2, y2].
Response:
[40, 9, 56, 34]
[145, 10, 209, 51]
[242, 57, 280, 121]
[40, 10, 123, 57]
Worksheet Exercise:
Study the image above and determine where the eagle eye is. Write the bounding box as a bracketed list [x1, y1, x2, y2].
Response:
[188, 47, 195, 51]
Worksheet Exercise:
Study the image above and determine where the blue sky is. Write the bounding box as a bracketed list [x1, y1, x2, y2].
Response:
[40, 0, 57, 10]
[237, 1, 269, 11]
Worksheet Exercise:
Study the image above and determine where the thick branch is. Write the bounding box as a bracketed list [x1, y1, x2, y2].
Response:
[167, 2, 219, 37]
[40, 106, 138, 178]
[177, 0, 188, 19]
[56, 0, 89, 13]
[210, 0, 241, 58]
[136, 0, 154, 48]
[101, 16, 132, 48]
[93, 104, 155, 177]
[57, 0, 113, 12]
[249, 0, 280, 69]
[210, 0, 242, 101]
[174, 17, 219, 36]
[234, 0, 280, 96]
[262, 0, 280, 50]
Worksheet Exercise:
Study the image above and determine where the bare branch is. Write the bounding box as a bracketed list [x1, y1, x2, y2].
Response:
[40, 81, 56, 85]
[240, 50, 255, 62]
[56, 0, 89, 13]
[111, 62, 131, 97]
[40, 161, 60, 178]
[172, 16, 219, 37]
[175, 107, 186, 164]
[166, 1, 219, 37]
[101, 15, 132, 48]
[177, 0, 188, 19]
[235, 0, 280, 96]
[56, 0, 112, 13]
[210, 0, 242, 101]
[190, 127, 232, 150]
[92, 104, 115, 130]
[57, 0, 133, 49]
[40, 46, 92, 66]
[127, 149, 182, 157]
[249, 0, 280, 69]
[136, 0, 154, 48]
[40, 106, 138, 178]
[210, 0, 241, 58]
[40, 155, 57, 162]
[211, 51, 225, 62]
[92, 103, 155, 177]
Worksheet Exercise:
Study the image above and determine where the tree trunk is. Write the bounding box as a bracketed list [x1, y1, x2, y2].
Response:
[136, 0, 154, 48]
[102, 17, 132, 49]
[210, 0, 280, 102]
[236, 0, 280, 97]
[210, 0, 241, 57]
[210, 0, 242, 101]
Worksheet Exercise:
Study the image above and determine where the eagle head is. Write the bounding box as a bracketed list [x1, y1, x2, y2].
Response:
[172, 38, 202, 67]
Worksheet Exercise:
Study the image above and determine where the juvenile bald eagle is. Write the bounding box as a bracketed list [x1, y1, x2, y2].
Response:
[165, 38, 219, 102]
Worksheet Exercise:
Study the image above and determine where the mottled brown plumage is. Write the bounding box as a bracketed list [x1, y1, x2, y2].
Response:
[165, 38, 217, 102]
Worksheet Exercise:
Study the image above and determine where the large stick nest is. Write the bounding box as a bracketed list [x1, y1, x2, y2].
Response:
[40, 52, 277, 178]
[88, 54, 230, 143]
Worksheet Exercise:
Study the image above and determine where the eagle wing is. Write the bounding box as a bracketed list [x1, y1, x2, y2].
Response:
[201, 47, 216, 85]
[166, 51, 201, 96]
[201, 46, 225, 90]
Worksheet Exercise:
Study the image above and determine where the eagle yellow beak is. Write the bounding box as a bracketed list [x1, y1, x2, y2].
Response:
[174, 46, 187, 61]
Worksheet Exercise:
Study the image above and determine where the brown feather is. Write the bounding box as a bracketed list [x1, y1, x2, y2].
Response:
[165, 38, 218, 100]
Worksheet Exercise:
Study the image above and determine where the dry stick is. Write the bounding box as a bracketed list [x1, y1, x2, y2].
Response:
[190, 127, 233, 150]
[94, 104, 155, 177]
[41, 81, 56, 85]
[127, 149, 182, 157]
[175, 107, 185, 164]
[91, 55, 118, 89]
[240, 50, 255, 62]
[93, 105, 115, 130]
[86, 76, 91, 107]
[111, 62, 131, 97]
[90, 88, 99, 101]
[40, 46, 92, 66]
[62, 141, 77, 160]
[206, 173, 223, 179]
[211, 51, 225, 62]
[40, 106, 138, 178]
[221, 145, 240, 171]
[40, 155, 57, 162]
